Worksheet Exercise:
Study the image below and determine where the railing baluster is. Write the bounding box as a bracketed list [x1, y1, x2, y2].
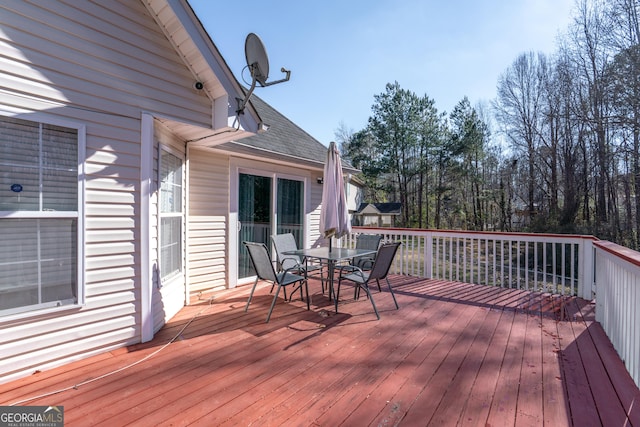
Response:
[543, 242, 548, 293]
[524, 241, 529, 291]
[571, 243, 576, 295]
[501, 239, 505, 288]
[492, 239, 497, 287]
[462, 238, 467, 283]
[450, 237, 454, 281]
[531, 240, 535, 291]
[552, 242, 558, 294]
[468, 238, 472, 284]
[436, 236, 441, 279]
[511, 239, 514, 288]
[561, 242, 565, 294]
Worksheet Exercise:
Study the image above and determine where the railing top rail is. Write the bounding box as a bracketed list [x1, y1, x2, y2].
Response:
[595, 240, 640, 269]
[352, 226, 598, 242]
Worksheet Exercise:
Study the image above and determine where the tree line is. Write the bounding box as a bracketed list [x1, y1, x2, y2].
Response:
[338, 0, 640, 250]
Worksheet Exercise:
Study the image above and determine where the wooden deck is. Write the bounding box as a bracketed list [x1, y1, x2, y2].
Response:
[1, 276, 639, 426]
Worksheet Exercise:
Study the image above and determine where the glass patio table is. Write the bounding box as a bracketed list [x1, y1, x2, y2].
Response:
[282, 247, 378, 314]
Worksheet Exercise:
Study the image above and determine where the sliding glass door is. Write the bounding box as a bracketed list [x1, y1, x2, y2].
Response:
[238, 173, 304, 280]
[276, 178, 304, 245]
[238, 173, 272, 279]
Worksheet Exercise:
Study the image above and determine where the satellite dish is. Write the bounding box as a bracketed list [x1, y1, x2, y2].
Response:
[245, 33, 270, 86]
[237, 33, 291, 115]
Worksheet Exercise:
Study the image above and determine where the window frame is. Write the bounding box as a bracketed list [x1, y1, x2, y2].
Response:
[158, 145, 184, 285]
[0, 113, 86, 320]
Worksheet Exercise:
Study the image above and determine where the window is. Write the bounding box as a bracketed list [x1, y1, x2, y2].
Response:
[276, 178, 304, 245]
[0, 116, 83, 316]
[159, 148, 183, 281]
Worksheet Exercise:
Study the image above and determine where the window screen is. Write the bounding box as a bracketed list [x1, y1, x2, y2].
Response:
[159, 149, 183, 280]
[0, 117, 80, 316]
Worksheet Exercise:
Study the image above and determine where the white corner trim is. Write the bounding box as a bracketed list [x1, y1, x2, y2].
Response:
[140, 113, 154, 342]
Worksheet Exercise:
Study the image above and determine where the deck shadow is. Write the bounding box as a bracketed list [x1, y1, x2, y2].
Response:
[387, 275, 589, 321]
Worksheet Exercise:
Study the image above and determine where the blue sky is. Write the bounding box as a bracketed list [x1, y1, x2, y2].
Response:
[189, 0, 574, 146]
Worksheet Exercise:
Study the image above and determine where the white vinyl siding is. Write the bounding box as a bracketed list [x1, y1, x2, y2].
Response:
[0, 1, 212, 124]
[188, 148, 230, 295]
[0, 0, 215, 383]
[310, 172, 324, 246]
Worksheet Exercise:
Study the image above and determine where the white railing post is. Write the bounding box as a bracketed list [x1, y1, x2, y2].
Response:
[425, 230, 433, 279]
[579, 238, 595, 300]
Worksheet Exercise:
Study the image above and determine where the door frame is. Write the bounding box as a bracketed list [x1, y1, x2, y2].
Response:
[229, 158, 311, 288]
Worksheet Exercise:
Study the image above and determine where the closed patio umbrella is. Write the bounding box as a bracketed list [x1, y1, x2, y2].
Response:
[320, 141, 351, 252]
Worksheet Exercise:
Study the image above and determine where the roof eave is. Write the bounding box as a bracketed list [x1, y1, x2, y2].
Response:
[143, 0, 262, 138]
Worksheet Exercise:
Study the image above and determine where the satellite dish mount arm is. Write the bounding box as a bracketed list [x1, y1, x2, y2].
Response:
[236, 66, 290, 115]
[236, 73, 258, 115]
[262, 67, 291, 86]
[236, 33, 291, 115]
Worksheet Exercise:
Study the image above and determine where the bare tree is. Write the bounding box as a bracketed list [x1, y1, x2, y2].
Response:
[569, 0, 615, 233]
[495, 52, 546, 222]
[606, 0, 640, 247]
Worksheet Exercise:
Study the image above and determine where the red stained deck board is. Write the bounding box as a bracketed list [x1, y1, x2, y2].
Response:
[0, 277, 638, 427]
[556, 315, 600, 425]
[369, 295, 476, 426]
[65, 325, 296, 424]
[204, 295, 425, 426]
[256, 293, 430, 426]
[540, 314, 571, 427]
[403, 305, 494, 426]
[458, 309, 516, 426]
[86, 306, 333, 424]
[568, 309, 629, 425]
[333, 300, 458, 426]
[484, 306, 527, 427]
[428, 308, 503, 426]
[515, 313, 544, 426]
[308, 300, 437, 426]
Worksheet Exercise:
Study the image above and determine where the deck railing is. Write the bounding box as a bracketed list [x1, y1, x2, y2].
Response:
[343, 227, 595, 299]
[593, 241, 640, 388]
[342, 227, 639, 388]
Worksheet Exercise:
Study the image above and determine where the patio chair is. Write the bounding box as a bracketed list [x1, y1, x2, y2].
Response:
[336, 241, 401, 320]
[336, 234, 382, 299]
[243, 241, 309, 323]
[271, 233, 325, 291]
[349, 233, 383, 270]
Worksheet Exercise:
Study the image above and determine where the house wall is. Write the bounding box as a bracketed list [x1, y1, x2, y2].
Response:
[0, 0, 215, 383]
[187, 147, 231, 295]
[357, 214, 396, 227]
[309, 174, 324, 247]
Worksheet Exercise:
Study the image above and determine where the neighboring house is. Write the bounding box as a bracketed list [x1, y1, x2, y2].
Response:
[0, 0, 354, 383]
[353, 202, 402, 227]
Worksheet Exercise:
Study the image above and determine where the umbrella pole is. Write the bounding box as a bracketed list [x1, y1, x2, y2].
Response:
[329, 236, 332, 253]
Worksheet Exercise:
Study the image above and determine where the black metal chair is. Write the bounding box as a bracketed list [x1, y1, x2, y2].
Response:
[271, 233, 325, 291]
[337, 241, 401, 320]
[336, 234, 383, 299]
[243, 241, 308, 323]
[350, 233, 383, 270]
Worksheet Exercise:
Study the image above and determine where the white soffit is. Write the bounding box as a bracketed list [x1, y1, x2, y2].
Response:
[155, 115, 255, 147]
